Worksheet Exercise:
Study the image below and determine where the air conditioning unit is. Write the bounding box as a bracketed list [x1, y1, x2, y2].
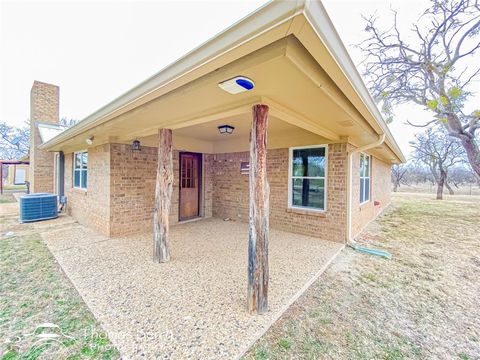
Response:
[19, 193, 58, 223]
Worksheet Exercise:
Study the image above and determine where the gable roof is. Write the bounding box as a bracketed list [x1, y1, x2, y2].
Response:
[36, 122, 66, 143]
[40, 0, 405, 163]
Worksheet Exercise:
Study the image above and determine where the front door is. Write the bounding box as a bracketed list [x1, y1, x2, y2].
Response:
[179, 152, 202, 221]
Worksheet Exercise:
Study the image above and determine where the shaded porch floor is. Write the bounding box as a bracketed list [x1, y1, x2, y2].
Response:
[42, 217, 344, 359]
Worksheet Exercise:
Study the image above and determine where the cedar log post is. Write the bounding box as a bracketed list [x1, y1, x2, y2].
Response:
[153, 128, 173, 263]
[247, 104, 270, 314]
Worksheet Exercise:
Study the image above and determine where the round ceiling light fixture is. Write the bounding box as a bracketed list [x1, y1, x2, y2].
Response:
[85, 136, 94, 145]
[218, 76, 255, 94]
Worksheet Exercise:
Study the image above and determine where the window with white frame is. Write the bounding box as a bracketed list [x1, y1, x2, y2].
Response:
[73, 151, 88, 189]
[360, 153, 371, 204]
[289, 146, 326, 211]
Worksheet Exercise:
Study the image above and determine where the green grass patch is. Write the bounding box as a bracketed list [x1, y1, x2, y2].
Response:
[277, 338, 292, 350]
[0, 217, 119, 359]
[254, 348, 270, 360]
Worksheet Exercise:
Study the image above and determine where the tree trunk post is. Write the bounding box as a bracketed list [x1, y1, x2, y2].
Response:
[153, 128, 173, 263]
[247, 104, 270, 314]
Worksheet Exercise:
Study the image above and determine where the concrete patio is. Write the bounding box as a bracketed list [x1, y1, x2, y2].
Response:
[41, 217, 343, 359]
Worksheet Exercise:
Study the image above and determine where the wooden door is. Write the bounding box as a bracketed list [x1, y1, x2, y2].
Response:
[179, 152, 201, 220]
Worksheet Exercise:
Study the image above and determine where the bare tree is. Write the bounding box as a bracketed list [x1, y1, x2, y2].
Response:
[404, 162, 435, 185]
[0, 122, 29, 160]
[359, 0, 480, 176]
[0, 118, 77, 160]
[475, 172, 480, 187]
[448, 165, 478, 187]
[59, 117, 79, 128]
[411, 128, 465, 199]
[391, 164, 408, 191]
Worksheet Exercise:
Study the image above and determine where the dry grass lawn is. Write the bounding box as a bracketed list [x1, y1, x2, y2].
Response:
[245, 193, 480, 360]
[0, 205, 119, 359]
[0, 194, 15, 204]
[1, 192, 478, 359]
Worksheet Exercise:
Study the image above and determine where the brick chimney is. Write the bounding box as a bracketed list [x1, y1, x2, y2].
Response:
[29, 81, 59, 193]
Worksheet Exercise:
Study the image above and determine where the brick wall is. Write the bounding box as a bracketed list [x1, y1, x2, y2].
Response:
[108, 145, 215, 236]
[212, 144, 348, 243]
[203, 154, 214, 218]
[63, 144, 202, 236]
[62, 141, 391, 242]
[30, 81, 59, 123]
[64, 144, 111, 235]
[64, 144, 214, 236]
[29, 81, 59, 193]
[109, 144, 160, 236]
[351, 153, 392, 237]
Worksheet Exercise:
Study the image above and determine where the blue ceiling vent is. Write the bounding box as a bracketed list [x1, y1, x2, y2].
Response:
[218, 76, 255, 94]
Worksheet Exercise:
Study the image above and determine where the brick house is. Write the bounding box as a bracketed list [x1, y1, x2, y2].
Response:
[31, 1, 404, 312]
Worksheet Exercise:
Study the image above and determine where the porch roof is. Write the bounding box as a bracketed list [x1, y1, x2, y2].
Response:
[40, 0, 405, 163]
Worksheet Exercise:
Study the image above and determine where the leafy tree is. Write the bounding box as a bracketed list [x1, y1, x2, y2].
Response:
[359, 0, 480, 176]
[410, 128, 465, 199]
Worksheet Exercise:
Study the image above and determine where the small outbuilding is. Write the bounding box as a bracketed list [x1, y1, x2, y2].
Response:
[0, 159, 30, 194]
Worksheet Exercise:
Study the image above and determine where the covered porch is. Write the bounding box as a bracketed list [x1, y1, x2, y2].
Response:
[42, 216, 344, 359]
[40, 1, 403, 322]
[43, 35, 383, 314]
[147, 98, 341, 314]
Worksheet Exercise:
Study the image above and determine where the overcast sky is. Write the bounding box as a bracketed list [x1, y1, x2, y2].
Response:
[1, 0, 478, 158]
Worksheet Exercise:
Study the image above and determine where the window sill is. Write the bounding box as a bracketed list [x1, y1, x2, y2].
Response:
[359, 200, 371, 209]
[72, 187, 87, 195]
[286, 207, 326, 217]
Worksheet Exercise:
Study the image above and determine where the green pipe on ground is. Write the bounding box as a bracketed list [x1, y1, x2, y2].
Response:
[353, 245, 392, 259]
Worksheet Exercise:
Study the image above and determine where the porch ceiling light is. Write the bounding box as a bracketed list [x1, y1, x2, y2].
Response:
[85, 136, 94, 145]
[132, 139, 141, 151]
[218, 125, 235, 135]
[218, 76, 254, 94]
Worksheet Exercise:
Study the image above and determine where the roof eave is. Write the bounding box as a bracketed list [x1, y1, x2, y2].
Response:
[39, 0, 305, 151]
[40, 0, 405, 163]
[303, 1, 405, 163]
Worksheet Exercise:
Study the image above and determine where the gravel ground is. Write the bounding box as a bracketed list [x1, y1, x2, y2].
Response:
[41, 217, 343, 360]
[245, 193, 480, 360]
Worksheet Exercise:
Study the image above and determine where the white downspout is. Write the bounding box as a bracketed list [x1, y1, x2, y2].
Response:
[346, 133, 385, 247]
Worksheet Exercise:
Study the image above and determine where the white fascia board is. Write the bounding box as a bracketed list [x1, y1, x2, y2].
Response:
[39, 0, 305, 150]
[303, 0, 406, 163]
[40, 0, 405, 163]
